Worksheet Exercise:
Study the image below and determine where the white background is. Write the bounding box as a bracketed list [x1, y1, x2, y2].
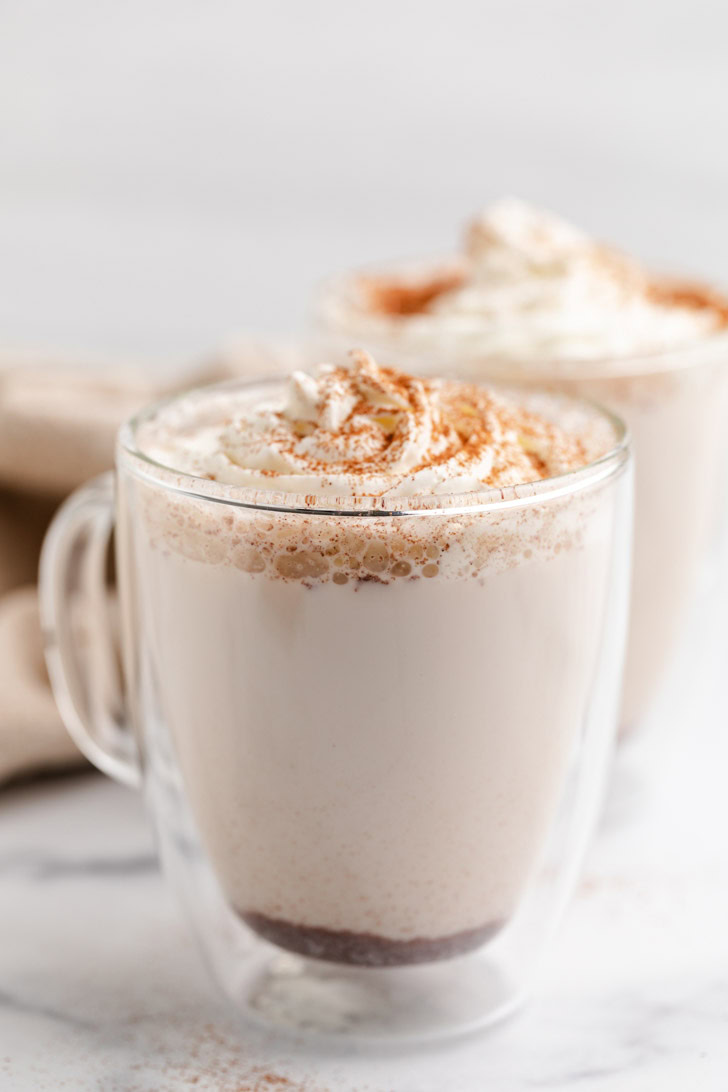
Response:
[1, 0, 727, 357]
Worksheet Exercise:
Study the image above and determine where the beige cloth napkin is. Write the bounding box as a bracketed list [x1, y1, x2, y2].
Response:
[0, 340, 313, 783]
[0, 358, 199, 783]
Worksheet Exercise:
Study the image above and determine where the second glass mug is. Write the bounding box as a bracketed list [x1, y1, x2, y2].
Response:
[39, 379, 632, 1041]
[318, 275, 728, 737]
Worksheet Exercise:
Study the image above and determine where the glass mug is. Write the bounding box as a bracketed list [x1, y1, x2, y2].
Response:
[40, 379, 632, 1041]
[317, 273, 728, 737]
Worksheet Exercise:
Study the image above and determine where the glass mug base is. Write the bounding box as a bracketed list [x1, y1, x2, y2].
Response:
[152, 781, 528, 1042]
[238, 947, 525, 1041]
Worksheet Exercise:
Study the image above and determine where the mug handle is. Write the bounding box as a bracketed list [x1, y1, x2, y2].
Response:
[39, 472, 141, 789]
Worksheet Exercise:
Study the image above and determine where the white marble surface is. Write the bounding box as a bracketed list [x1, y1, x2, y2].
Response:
[2, 557, 727, 1091]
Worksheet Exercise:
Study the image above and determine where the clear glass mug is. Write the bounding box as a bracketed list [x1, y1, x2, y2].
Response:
[317, 273, 728, 737]
[39, 379, 632, 1041]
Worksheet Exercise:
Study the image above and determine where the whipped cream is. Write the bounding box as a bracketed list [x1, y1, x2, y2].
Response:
[137, 350, 606, 498]
[343, 200, 724, 363]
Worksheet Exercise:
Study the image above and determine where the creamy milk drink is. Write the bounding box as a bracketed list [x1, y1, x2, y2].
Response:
[116, 351, 628, 965]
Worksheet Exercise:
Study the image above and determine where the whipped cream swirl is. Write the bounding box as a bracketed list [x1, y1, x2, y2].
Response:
[138, 351, 605, 498]
[343, 200, 724, 364]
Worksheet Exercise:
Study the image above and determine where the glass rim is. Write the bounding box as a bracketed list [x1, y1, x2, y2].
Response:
[316, 259, 728, 379]
[118, 375, 630, 517]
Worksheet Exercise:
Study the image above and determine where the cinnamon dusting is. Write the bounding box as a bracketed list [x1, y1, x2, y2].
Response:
[354, 202, 728, 339]
[363, 269, 464, 315]
[136, 353, 621, 585]
[648, 276, 728, 326]
[217, 350, 595, 494]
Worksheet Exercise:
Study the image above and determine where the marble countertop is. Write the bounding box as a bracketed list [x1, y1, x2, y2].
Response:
[2, 566, 728, 1090]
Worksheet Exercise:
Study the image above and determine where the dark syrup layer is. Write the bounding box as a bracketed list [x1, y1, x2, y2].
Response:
[240, 910, 503, 967]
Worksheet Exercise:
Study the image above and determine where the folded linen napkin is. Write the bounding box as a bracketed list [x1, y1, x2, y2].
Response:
[0, 355, 213, 783]
[0, 340, 313, 783]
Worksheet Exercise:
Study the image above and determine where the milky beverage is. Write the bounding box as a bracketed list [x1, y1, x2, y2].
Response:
[319, 202, 728, 731]
[122, 351, 624, 965]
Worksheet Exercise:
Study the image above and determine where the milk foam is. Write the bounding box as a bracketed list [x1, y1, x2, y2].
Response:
[325, 200, 723, 365]
[136, 350, 610, 498]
